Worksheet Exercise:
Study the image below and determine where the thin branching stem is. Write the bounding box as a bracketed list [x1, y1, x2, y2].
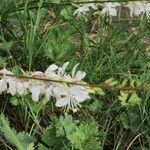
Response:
[0, 73, 149, 92]
[27, 0, 145, 6]
[5, 0, 147, 15]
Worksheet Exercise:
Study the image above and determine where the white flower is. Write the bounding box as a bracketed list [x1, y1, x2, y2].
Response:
[0, 79, 7, 93]
[64, 63, 86, 82]
[45, 62, 69, 80]
[57, 62, 69, 77]
[74, 71, 86, 81]
[29, 83, 45, 102]
[54, 85, 90, 110]
[127, 2, 145, 17]
[16, 81, 29, 96]
[45, 64, 58, 78]
[44, 84, 54, 101]
[0, 68, 13, 76]
[126, 2, 150, 18]
[0, 68, 29, 96]
[73, 3, 97, 17]
[7, 79, 17, 95]
[71, 63, 86, 80]
[101, 2, 120, 17]
[0, 68, 16, 95]
[0, 62, 90, 110]
[145, 3, 150, 18]
[7, 78, 29, 96]
[32, 71, 44, 77]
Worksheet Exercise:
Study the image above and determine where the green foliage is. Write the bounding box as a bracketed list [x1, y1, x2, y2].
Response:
[39, 126, 64, 149]
[54, 115, 76, 137]
[60, 6, 73, 20]
[40, 115, 103, 150]
[0, 0, 150, 149]
[118, 91, 141, 106]
[0, 41, 15, 51]
[0, 114, 34, 150]
[0, 57, 6, 67]
[89, 99, 102, 114]
[120, 106, 150, 134]
[43, 25, 76, 64]
[10, 95, 20, 106]
[68, 120, 102, 150]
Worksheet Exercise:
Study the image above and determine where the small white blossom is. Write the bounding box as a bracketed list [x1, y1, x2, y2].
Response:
[54, 85, 90, 110]
[101, 2, 121, 17]
[32, 71, 44, 77]
[127, 2, 146, 18]
[71, 63, 86, 81]
[73, 3, 97, 17]
[0, 79, 7, 93]
[44, 85, 54, 101]
[45, 62, 70, 80]
[7, 78, 29, 96]
[7, 79, 17, 95]
[0, 68, 13, 76]
[57, 62, 69, 77]
[29, 84, 45, 102]
[0, 62, 90, 111]
[145, 3, 150, 18]
[45, 64, 58, 78]
[16, 81, 29, 96]
[127, 2, 150, 19]
[64, 63, 86, 82]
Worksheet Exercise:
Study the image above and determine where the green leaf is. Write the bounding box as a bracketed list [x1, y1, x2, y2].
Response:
[41, 126, 63, 149]
[128, 92, 141, 106]
[68, 120, 102, 150]
[0, 114, 24, 150]
[10, 96, 19, 106]
[0, 41, 14, 51]
[55, 115, 76, 137]
[118, 91, 141, 106]
[0, 57, 6, 67]
[0, 114, 34, 150]
[89, 99, 102, 114]
[38, 144, 48, 150]
[17, 132, 34, 148]
[27, 143, 35, 150]
[104, 78, 118, 86]
[60, 7, 72, 20]
[118, 91, 129, 106]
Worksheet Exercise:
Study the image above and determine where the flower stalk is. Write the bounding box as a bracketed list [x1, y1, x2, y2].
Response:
[0, 73, 149, 92]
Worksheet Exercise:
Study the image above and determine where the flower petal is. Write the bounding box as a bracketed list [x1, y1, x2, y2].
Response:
[71, 63, 79, 78]
[45, 64, 58, 75]
[55, 97, 70, 107]
[17, 82, 26, 96]
[45, 86, 53, 101]
[58, 62, 69, 76]
[7, 80, 16, 95]
[53, 86, 69, 97]
[29, 85, 44, 102]
[75, 71, 86, 81]
[0, 79, 7, 93]
[32, 71, 43, 77]
[74, 93, 90, 102]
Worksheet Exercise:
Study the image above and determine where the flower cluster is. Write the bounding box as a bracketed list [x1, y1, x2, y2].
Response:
[127, 1, 150, 18]
[0, 62, 90, 111]
[73, 1, 150, 19]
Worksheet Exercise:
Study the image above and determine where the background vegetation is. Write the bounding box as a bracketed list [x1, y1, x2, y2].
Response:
[0, 0, 150, 149]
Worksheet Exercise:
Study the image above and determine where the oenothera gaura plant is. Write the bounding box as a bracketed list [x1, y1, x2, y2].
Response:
[0, 62, 99, 112]
[72, 1, 150, 20]
[0, 62, 148, 112]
